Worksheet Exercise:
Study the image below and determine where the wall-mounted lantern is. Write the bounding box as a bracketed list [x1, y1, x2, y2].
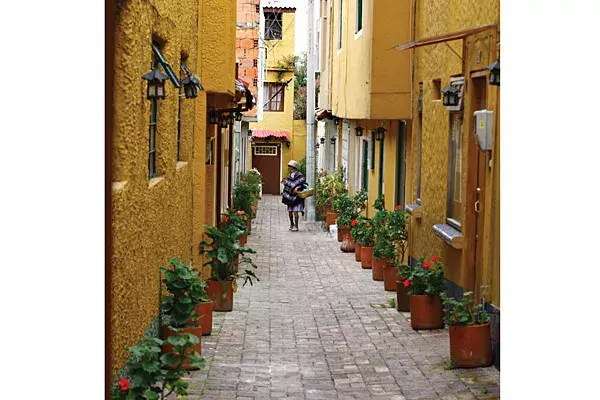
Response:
[488, 59, 500, 86]
[247, 129, 253, 137]
[374, 127, 387, 141]
[226, 114, 234, 125]
[286, 140, 291, 148]
[208, 110, 218, 125]
[334, 117, 340, 126]
[235, 112, 243, 122]
[142, 68, 168, 100]
[320, 137, 325, 144]
[315, 142, 320, 149]
[441, 85, 460, 107]
[330, 136, 337, 144]
[355, 126, 364, 137]
[219, 115, 229, 128]
[181, 74, 202, 99]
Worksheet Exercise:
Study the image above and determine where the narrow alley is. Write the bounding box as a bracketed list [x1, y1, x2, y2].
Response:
[187, 196, 500, 400]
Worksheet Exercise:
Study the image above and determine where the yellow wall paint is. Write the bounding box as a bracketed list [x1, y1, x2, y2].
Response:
[112, 0, 199, 377]
[201, 0, 236, 94]
[265, 12, 296, 69]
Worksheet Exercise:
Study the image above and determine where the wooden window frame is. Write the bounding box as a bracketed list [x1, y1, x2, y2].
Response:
[338, 0, 343, 50]
[263, 82, 285, 112]
[446, 112, 464, 230]
[264, 12, 283, 40]
[415, 111, 423, 204]
[355, 0, 363, 34]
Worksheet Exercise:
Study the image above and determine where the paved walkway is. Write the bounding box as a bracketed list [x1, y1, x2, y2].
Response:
[187, 196, 500, 400]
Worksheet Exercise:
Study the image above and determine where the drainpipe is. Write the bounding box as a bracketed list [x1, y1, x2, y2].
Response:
[306, 0, 317, 222]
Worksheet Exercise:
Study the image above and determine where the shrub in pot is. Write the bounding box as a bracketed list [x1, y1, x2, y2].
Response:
[403, 256, 446, 330]
[221, 209, 250, 250]
[441, 291, 492, 368]
[200, 224, 259, 312]
[315, 169, 347, 230]
[372, 199, 393, 281]
[111, 334, 204, 400]
[159, 258, 208, 365]
[351, 217, 372, 263]
[384, 205, 408, 292]
[335, 190, 368, 252]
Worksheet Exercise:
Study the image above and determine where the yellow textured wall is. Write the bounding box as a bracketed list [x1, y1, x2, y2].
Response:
[112, 0, 198, 377]
[201, 0, 236, 94]
[409, 0, 499, 300]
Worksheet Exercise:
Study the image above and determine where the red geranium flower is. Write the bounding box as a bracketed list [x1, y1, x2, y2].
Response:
[395, 205, 402, 211]
[431, 255, 439, 262]
[118, 378, 130, 391]
[403, 279, 411, 288]
[351, 219, 358, 227]
[221, 216, 229, 223]
[423, 261, 432, 269]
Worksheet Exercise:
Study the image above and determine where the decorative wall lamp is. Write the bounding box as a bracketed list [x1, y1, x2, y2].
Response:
[355, 126, 364, 137]
[235, 112, 243, 122]
[247, 129, 253, 137]
[219, 115, 229, 128]
[142, 68, 168, 100]
[320, 137, 325, 144]
[330, 136, 337, 145]
[488, 59, 500, 86]
[334, 117, 340, 125]
[208, 110, 218, 124]
[374, 127, 387, 141]
[181, 74, 203, 99]
[286, 140, 291, 148]
[441, 84, 460, 107]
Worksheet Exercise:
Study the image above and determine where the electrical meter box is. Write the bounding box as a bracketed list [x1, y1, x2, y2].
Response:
[473, 110, 494, 151]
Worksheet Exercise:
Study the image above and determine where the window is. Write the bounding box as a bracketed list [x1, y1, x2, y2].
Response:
[253, 78, 258, 87]
[369, 133, 375, 170]
[263, 82, 285, 112]
[255, 4, 260, 13]
[378, 140, 384, 197]
[254, 145, 278, 156]
[362, 139, 369, 191]
[338, 0, 343, 50]
[432, 79, 441, 100]
[253, 39, 259, 48]
[253, 58, 258, 67]
[447, 113, 464, 229]
[356, 0, 363, 33]
[265, 12, 282, 40]
[415, 111, 423, 203]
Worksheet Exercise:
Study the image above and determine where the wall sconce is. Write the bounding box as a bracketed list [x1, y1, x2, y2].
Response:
[334, 117, 340, 125]
[235, 112, 243, 122]
[441, 85, 459, 107]
[330, 136, 337, 144]
[286, 140, 291, 148]
[355, 126, 364, 137]
[142, 68, 168, 100]
[219, 115, 228, 128]
[181, 74, 202, 99]
[374, 127, 386, 141]
[247, 129, 253, 137]
[320, 137, 325, 144]
[488, 59, 500, 86]
[208, 110, 218, 124]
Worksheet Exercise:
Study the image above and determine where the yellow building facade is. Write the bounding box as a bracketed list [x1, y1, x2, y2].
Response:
[111, 0, 239, 379]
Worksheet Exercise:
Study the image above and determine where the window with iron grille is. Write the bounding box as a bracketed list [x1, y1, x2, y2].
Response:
[253, 145, 278, 156]
[263, 82, 284, 112]
[265, 12, 282, 40]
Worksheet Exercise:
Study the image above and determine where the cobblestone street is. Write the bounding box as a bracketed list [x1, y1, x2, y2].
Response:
[188, 196, 500, 400]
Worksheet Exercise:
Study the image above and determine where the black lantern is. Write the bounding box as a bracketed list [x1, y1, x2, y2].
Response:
[286, 140, 291, 148]
[181, 74, 202, 99]
[142, 68, 168, 100]
[320, 137, 325, 144]
[330, 136, 337, 144]
[219, 115, 228, 128]
[227, 114, 234, 125]
[247, 129, 253, 137]
[355, 126, 364, 137]
[488, 59, 500, 86]
[374, 127, 386, 141]
[334, 117, 340, 125]
[208, 110, 218, 124]
[235, 112, 243, 122]
[441, 85, 459, 107]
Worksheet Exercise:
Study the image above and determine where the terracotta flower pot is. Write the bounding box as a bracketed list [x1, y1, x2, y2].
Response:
[354, 243, 362, 262]
[193, 301, 214, 336]
[371, 257, 387, 281]
[160, 325, 203, 370]
[246, 219, 252, 235]
[206, 280, 234, 312]
[337, 227, 343, 242]
[340, 227, 355, 252]
[326, 212, 339, 231]
[383, 265, 400, 291]
[360, 246, 373, 269]
[239, 234, 248, 247]
[449, 323, 493, 368]
[396, 281, 410, 312]
[409, 294, 445, 330]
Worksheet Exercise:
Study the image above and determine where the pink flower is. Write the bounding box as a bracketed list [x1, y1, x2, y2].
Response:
[237, 210, 245, 215]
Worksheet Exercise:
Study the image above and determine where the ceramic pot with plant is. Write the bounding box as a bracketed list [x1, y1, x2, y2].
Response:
[159, 258, 207, 368]
[373, 232, 394, 282]
[335, 191, 368, 252]
[111, 334, 205, 400]
[383, 205, 408, 291]
[442, 291, 493, 368]
[352, 217, 374, 267]
[403, 256, 446, 330]
[315, 169, 347, 231]
[200, 223, 259, 312]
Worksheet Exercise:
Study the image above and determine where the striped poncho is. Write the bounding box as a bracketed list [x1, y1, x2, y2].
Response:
[282, 170, 306, 206]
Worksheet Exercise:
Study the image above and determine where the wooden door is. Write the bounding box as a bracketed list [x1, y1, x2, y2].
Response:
[252, 143, 281, 195]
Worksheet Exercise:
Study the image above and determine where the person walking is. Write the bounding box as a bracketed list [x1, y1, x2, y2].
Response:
[282, 160, 306, 232]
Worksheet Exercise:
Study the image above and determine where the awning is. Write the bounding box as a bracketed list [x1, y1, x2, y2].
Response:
[252, 129, 290, 139]
[394, 24, 497, 51]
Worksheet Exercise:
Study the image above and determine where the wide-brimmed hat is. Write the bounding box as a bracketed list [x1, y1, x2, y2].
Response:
[288, 160, 300, 170]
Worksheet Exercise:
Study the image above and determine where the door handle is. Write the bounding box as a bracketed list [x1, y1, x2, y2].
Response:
[474, 200, 480, 213]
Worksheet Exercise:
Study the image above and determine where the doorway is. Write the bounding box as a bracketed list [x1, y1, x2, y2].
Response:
[252, 143, 282, 194]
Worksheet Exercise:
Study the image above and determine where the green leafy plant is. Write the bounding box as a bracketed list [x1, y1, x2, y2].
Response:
[441, 291, 491, 326]
[315, 170, 347, 216]
[402, 256, 445, 295]
[388, 298, 397, 309]
[350, 217, 374, 247]
[233, 180, 254, 217]
[199, 224, 258, 286]
[111, 334, 204, 400]
[220, 208, 249, 235]
[372, 205, 394, 260]
[334, 190, 368, 228]
[160, 258, 208, 329]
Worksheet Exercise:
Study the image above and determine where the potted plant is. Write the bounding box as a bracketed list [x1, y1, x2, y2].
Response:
[403, 256, 445, 330]
[372, 198, 393, 281]
[233, 179, 255, 234]
[334, 194, 356, 252]
[350, 217, 371, 263]
[383, 205, 408, 292]
[221, 208, 249, 248]
[315, 169, 347, 232]
[159, 258, 208, 368]
[441, 291, 493, 368]
[111, 334, 204, 400]
[199, 224, 259, 312]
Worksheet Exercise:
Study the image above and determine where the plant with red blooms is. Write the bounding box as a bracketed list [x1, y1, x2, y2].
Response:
[351, 219, 358, 227]
[351, 217, 375, 247]
[402, 257, 445, 295]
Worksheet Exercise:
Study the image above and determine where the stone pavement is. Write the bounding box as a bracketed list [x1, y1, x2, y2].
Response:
[185, 195, 500, 400]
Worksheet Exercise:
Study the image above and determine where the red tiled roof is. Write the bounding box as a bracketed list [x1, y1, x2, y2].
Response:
[252, 129, 290, 139]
